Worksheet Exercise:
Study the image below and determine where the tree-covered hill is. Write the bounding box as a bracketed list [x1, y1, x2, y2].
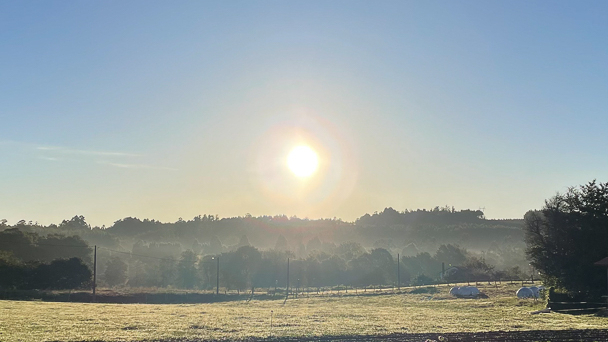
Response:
[0, 207, 530, 290]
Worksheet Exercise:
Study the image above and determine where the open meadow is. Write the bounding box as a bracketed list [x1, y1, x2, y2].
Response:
[1, 283, 607, 342]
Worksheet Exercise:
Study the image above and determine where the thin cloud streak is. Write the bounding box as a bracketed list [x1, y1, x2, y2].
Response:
[98, 161, 178, 171]
[33, 144, 176, 170]
[36, 146, 141, 157]
[39, 156, 60, 161]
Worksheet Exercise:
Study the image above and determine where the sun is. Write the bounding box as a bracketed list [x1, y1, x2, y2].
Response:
[287, 145, 319, 177]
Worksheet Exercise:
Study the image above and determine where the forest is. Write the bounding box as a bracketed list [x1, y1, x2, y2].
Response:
[0, 207, 529, 291]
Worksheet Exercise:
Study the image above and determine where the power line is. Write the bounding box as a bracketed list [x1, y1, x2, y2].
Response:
[0, 241, 217, 264]
[0, 241, 179, 262]
[0, 240, 90, 248]
[0, 240, 172, 260]
[97, 247, 178, 262]
[99, 247, 219, 263]
[0, 241, 174, 261]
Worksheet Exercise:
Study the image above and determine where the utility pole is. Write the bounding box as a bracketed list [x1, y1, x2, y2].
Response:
[93, 245, 97, 302]
[397, 253, 400, 291]
[286, 258, 290, 300]
[216, 256, 220, 295]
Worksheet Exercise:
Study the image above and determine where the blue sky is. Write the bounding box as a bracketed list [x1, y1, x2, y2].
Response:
[1, 1, 607, 226]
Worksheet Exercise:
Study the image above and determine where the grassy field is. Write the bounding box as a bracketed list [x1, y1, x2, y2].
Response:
[1, 283, 606, 342]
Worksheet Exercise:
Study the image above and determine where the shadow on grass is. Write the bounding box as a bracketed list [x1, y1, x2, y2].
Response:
[207, 329, 608, 342]
[0, 287, 427, 304]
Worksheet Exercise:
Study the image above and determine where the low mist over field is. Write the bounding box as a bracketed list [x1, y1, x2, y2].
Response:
[1, 207, 528, 290]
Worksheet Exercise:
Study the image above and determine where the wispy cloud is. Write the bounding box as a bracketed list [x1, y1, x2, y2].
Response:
[98, 161, 178, 171]
[39, 156, 60, 161]
[32, 143, 175, 171]
[36, 146, 141, 157]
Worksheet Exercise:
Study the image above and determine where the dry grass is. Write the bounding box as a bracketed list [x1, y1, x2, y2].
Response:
[1, 283, 606, 342]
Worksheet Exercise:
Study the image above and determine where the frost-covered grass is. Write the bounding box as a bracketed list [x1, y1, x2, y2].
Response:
[1, 283, 606, 342]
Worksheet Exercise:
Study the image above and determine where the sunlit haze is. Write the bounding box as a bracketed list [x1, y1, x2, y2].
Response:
[1, 1, 607, 227]
[287, 146, 319, 178]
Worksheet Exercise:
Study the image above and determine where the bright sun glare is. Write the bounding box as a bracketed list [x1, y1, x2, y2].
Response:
[287, 146, 319, 178]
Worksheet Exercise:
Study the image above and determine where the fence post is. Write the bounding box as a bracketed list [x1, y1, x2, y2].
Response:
[216, 256, 220, 295]
[397, 254, 401, 291]
[285, 258, 290, 301]
[93, 245, 97, 302]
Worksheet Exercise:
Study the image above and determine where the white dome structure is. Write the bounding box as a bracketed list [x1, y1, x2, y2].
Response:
[450, 286, 480, 298]
[516, 287, 535, 299]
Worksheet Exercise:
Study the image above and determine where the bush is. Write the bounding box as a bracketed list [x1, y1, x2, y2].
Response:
[412, 274, 435, 286]
[409, 287, 439, 294]
[0, 257, 91, 290]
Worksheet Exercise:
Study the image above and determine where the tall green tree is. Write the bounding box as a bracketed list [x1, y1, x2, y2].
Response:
[234, 245, 262, 291]
[104, 257, 127, 287]
[524, 180, 608, 296]
[31, 257, 92, 290]
[159, 258, 177, 287]
[435, 244, 468, 266]
[177, 250, 199, 289]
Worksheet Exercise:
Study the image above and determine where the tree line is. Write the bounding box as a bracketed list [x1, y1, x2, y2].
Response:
[0, 229, 528, 292]
[100, 242, 529, 291]
[3, 181, 608, 297]
[2, 207, 528, 276]
[0, 207, 532, 292]
[0, 229, 92, 290]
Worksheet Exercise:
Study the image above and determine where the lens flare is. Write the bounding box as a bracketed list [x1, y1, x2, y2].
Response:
[287, 146, 318, 177]
[249, 110, 358, 218]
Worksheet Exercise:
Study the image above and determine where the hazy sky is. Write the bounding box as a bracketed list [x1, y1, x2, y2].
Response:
[2, 1, 607, 227]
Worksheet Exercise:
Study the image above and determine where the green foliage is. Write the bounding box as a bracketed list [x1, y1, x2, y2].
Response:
[132, 241, 181, 259]
[356, 207, 485, 227]
[0, 229, 91, 264]
[0, 251, 25, 289]
[402, 252, 441, 281]
[159, 258, 177, 287]
[0, 207, 530, 291]
[104, 257, 128, 287]
[274, 235, 289, 251]
[349, 248, 395, 286]
[435, 244, 468, 266]
[524, 180, 608, 296]
[177, 251, 199, 289]
[221, 246, 262, 291]
[463, 256, 495, 281]
[409, 286, 439, 294]
[412, 274, 435, 286]
[58, 215, 90, 231]
[335, 242, 366, 261]
[0, 256, 91, 290]
[34, 257, 92, 289]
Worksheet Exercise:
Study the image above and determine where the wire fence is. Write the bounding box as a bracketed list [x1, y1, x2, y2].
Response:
[0, 241, 546, 300]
